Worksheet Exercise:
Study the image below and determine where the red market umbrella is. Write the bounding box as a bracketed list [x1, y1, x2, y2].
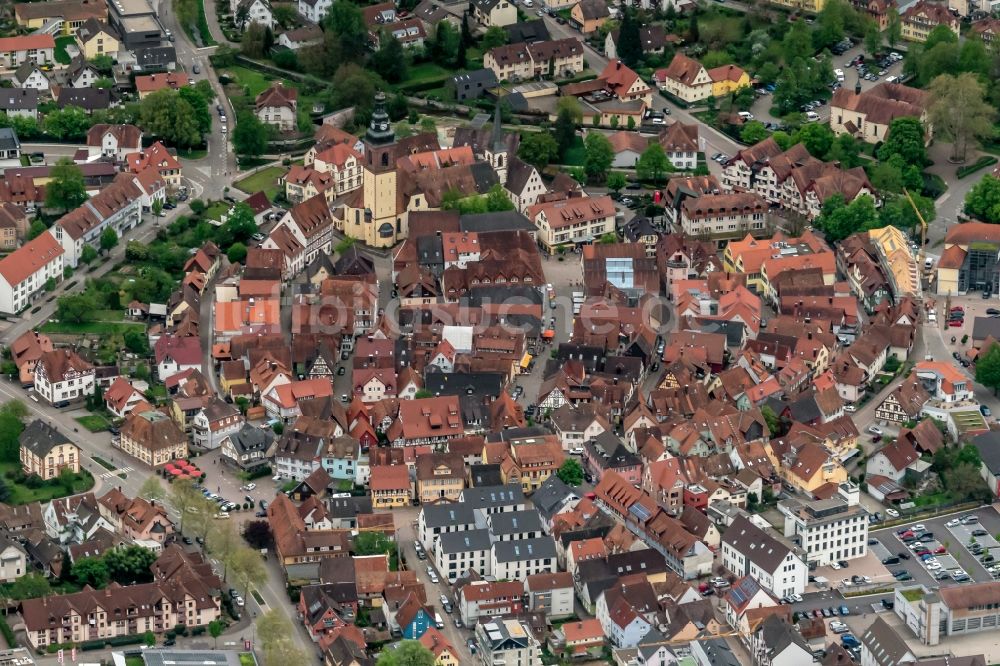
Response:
[169, 467, 183, 476]
[164, 463, 176, 471]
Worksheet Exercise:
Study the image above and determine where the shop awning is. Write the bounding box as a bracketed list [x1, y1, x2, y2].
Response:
[541, 329, 555, 340]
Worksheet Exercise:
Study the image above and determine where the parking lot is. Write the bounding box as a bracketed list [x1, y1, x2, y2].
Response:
[870, 506, 1000, 589]
[945, 519, 1000, 582]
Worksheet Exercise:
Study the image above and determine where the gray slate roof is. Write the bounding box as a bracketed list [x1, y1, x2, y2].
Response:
[492, 536, 556, 562]
[439, 528, 492, 554]
[19, 420, 72, 459]
[488, 509, 543, 536]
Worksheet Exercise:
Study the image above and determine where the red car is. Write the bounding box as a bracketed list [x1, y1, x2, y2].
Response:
[899, 531, 914, 539]
[949, 320, 964, 327]
[915, 549, 931, 556]
[951, 306, 965, 312]
[935, 546, 947, 554]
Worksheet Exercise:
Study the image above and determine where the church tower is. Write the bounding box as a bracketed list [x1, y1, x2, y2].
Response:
[484, 100, 508, 185]
[358, 91, 401, 247]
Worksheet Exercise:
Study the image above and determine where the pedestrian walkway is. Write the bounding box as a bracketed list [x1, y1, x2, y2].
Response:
[99, 466, 133, 479]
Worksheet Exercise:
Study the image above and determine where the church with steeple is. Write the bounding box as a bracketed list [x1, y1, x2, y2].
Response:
[338, 91, 439, 248]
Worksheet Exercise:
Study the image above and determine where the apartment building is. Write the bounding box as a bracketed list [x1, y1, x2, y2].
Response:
[118, 409, 188, 467]
[529, 195, 616, 255]
[0, 35, 56, 68]
[0, 230, 64, 314]
[475, 619, 542, 666]
[483, 38, 585, 82]
[720, 515, 807, 598]
[52, 172, 143, 267]
[901, 0, 960, 42]
[779, 490, 869, 566]
[678, 192, 767, 244]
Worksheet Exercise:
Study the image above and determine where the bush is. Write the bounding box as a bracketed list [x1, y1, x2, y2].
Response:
[0, 614, 14, 646]
[105, 634, 145, 646]
[957, 156, 998, 179]
[79, 640, 105, 651]
[46, 643, 75, 654]
[246, 465, 272, 481]
[24, 474, 43, 489]
[191, 626, 206, 636]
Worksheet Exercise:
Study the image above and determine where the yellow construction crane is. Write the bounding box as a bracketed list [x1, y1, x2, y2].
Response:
[903, 188, 928, 271]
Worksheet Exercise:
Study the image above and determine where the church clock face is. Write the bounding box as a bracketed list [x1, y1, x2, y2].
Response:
[379, 123, 388, 131]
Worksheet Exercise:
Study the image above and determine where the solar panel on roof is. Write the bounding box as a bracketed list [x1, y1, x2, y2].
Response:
[629, 503, 651, 522]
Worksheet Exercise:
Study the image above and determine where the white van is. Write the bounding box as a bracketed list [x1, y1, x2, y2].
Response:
[805, 111, 820, 122]
[435, 613, 445, 629]
[886, 75, 899, 84]
[738, 111, 754, 121]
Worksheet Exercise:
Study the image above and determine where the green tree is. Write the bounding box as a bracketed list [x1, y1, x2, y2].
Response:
[139, 89, 202, 148]
[207, 522, 241, 581]
[554, 102, 581, 158]
[583, 133, 614, 182]
[227, 242, 248, 264]
[485, 184, 515, 212]
[27, 219, 47, 240]
[635, 143, 671, 183]
[828, 133, 861, 168]
[81, 244, 99, 264]
[965, 176, 1000, 224]
[72, 556, 110, 588]
[144, 631, 156, 648]
[761, 405, 782, 436]
[429, 21, 460, 64]
[0, 409, 25, 463]
[795, 123, 835, 158]
[230, 546, 266, 599]
[976, 343, 1000, 394]
[740, 121, 769, 145]
[43, 106, 91, 141]
[323, 0, 368, 58]
[139, 476, 166, 502]
[481, 26, 507, 51]
[556, 458, 584, 486]
[57, 292, 97, 324]
[9, 574, 50, 599]
[44, 159, 87, 213]
[783, 20, 813, 62]
[104, 545, 157, 584]
[946, 463, 991, 502]
[814, 194, 881, 242]
[617, 6, 643, 68]
[170, 478, 200, 532]
[886, 8, 901, 48]
[376, 640, 436, 666]
[99, 226, 118, 254]
[232, 112, 270, 156]
[607, 172, 627, 193]
[372, 34, 408, 83]
[354, 531, 394, 556]
[929, 73, 996, 163]
[877, 117, 927, 165]
[178, 86, 213, 137]
[209, 619, 223, 649]
[863, 21, 881, 57]
[518, 131, 560, 169]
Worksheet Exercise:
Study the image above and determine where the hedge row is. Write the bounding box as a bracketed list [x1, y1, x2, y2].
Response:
[0, 613, 14, 646]
[957, 155, 999, 179]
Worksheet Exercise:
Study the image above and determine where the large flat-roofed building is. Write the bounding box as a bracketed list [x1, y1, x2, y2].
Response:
[894, 581, 1000, 647]
[778, 485, 868, 566]
[107, 0, 161, 48]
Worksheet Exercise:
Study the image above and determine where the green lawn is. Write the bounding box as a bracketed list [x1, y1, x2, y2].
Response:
[93, 456, 116, 471]
[0, 462, 95, 505]
[406, 62, 452, 86]
[177, 147, 209, 160]
[204, 202, 230, 221]
[238, 654, 256, 666]
[235, 166, 288, 201]
[76, 414, 111, 433]
[224, 66, 284, 98]
[39, 320, 145, 335]
[54, 36, 74, 65]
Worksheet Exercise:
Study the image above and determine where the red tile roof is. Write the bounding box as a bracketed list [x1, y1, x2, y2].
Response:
[0, 230, 62, 287]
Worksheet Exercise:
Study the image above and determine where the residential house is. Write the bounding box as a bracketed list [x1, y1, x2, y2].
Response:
[447, 69, 498, 102]
[415, 453, 465, 505]
[370, 465, 412, 508]
[605, 25, 668, 61]
[655, 53, 712, 103]
[19, 420, 80, 481]
[525, 571, 574, 619]
[679, 192, 768, 243]
[659, 122, 700, 171]
[708, 64, 751, 98]
[103, 376, 146, 418]
[256, 83, 298, 132]
[134, 72, 189, 99]
[470, 0, 517, 27]
[475, 619, 542, 666]
[191, 398, 243, 450]
[529, 195, 616, 254]
[33, 349, 94, 407]
[220, 423, 274, 472]
[52, 172, 143, 267]
[749, 615, 813, 666]
[901, 0, 960, 42]
[96, 487, 174, 547]
[13, 63, 49, 92]
[483, 38, 585, 83]
[75, 18, 119, 59]
[154, 335, 202, 382]
[0, 35, 56, 68]
[570, 0, 610, 34]
[0, 89, 39, 120]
